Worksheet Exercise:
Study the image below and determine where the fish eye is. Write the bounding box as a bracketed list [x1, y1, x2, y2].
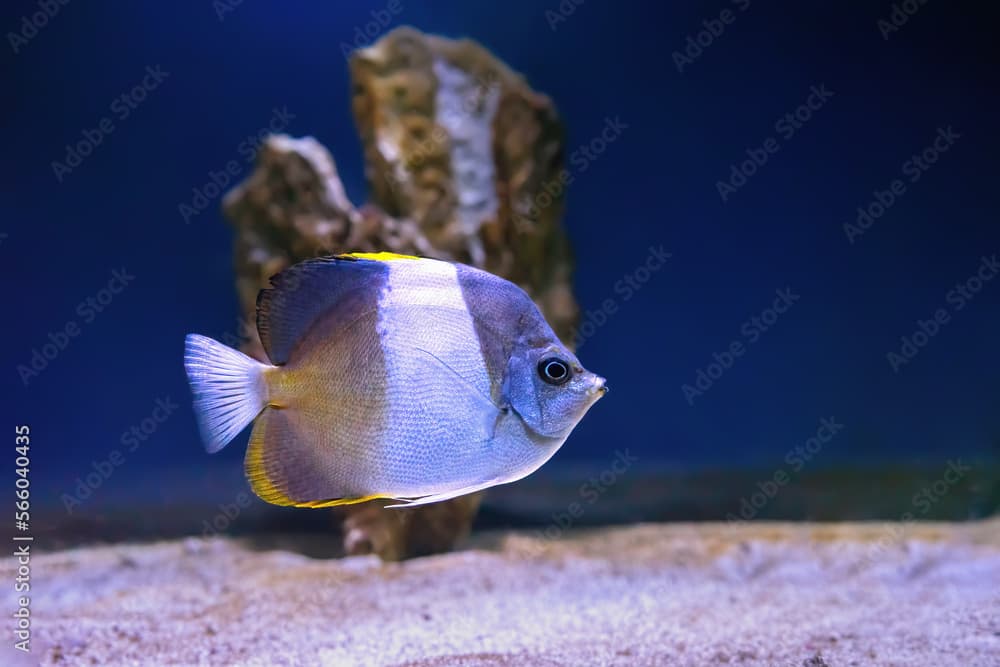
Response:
[538, 357, 571, 385]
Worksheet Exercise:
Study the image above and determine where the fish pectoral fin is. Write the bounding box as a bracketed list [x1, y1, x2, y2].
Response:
[410, 346, 497, 408]
[408, 346, 502, 441]
[385, 479, 500, 508]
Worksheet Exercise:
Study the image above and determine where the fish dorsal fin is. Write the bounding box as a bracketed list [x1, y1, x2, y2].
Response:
[256, 253, 416, 365]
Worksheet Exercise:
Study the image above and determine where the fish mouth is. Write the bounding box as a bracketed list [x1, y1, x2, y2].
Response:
[587, 375, 609, 399]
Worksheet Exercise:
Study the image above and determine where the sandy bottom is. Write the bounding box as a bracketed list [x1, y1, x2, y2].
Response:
[6, 520, 999, 666]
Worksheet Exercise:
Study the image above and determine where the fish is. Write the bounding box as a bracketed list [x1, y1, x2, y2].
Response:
[183, 252, 607, 508]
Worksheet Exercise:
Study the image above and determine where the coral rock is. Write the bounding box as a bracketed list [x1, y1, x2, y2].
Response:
[222, 26, 577, 560]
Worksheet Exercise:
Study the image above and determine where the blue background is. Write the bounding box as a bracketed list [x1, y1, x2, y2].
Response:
[3, 1, 998, 514]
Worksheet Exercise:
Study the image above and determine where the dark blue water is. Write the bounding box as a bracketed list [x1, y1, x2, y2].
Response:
[5, 1, 998, 511]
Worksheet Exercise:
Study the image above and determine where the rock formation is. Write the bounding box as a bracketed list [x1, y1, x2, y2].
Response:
[221, 26, 578, 560]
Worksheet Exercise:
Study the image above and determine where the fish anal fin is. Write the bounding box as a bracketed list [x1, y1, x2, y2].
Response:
[245, 408, 381, 508]
[385, 479, 500, 508]
[293, 495, 386, 508]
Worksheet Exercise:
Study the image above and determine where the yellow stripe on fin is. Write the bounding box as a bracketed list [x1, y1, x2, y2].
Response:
[339, 251, 420, 262]
[244, 416, 297, 506]
[293, 495, 386, 508]
[245, 408, 389, 508]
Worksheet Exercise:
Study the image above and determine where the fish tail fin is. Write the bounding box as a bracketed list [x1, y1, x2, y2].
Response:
[184, 334, 272, 453]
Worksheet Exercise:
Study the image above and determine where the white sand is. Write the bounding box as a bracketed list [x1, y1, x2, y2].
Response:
[5, 520, 998, 666]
